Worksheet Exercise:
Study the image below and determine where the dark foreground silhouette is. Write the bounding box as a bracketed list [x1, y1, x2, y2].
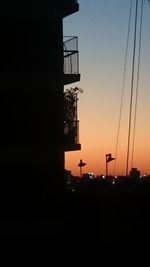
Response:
[65, 178, 150, 265]
[1, 177, 149, 266]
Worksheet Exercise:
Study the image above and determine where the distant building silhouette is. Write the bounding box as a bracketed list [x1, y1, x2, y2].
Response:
[130, 168, 140, 179]
[0, 1, 80, 215]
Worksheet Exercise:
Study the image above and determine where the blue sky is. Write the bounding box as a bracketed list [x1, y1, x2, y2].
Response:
[64, 0, 150, 176]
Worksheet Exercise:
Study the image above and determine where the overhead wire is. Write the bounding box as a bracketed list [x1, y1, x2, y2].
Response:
[131, 0, 144, 169]
[126, 0, 139, 176]
[113, 0, 133, 176]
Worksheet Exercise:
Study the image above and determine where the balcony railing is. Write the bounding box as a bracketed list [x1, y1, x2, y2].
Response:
[63, 36, 79, 75]
[64, 120, 80, 151]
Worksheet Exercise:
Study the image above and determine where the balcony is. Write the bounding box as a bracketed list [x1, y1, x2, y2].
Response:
[62, 0, 79, 18]
[64, 87, 81, 151]
[63, 36, 80, 85]
[64, 120, 81, 151]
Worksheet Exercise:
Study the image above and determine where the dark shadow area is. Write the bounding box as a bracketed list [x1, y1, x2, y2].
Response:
[65, 177, 150, 265]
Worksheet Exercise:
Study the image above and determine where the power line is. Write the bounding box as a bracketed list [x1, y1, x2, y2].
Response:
[131, 0, 144, 168]
[113, 0, 133, 176]
[126, 0, 139, 176]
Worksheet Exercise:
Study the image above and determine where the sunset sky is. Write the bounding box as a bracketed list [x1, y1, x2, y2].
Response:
[64, 0, 150, 176]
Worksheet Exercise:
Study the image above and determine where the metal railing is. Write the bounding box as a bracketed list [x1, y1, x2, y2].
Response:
[63, 36, 79, 75]
[64, 120, 79, 145]
[75, 120, 79, 144]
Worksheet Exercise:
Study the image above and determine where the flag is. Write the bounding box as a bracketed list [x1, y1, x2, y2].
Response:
[106, 153, 115, 163]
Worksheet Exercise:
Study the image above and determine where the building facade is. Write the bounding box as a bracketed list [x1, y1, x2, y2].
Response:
[0, 0, 80, 215]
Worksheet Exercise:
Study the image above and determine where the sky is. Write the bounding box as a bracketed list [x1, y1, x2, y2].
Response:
[64, 0, 150, 177]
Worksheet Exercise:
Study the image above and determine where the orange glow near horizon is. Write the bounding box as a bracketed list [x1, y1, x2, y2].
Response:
[65, 148, 150, 177]
[65, 85, 150, 177]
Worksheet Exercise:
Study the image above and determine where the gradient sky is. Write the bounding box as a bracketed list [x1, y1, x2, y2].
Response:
[64, 0, 150, 176]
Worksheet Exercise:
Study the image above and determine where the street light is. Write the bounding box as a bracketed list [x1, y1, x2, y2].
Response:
[78, 159, 86, 177]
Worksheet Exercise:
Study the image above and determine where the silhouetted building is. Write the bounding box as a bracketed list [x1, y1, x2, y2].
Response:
[0, 1, 80, 215]
[130, 168, 140, 179]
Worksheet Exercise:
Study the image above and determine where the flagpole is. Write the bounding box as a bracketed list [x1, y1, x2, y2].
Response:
[106, 154, 108, 176]
[105, 153, 115, 177]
